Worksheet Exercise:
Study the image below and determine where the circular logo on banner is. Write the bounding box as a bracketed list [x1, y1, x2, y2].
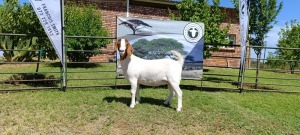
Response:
[184, 23, 203, 43]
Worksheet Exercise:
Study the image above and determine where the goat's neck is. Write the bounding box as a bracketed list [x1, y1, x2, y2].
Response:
[120, 55, 133, 66]
[120, 55, 135, 75]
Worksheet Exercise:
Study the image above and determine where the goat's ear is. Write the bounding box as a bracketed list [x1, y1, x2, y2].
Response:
[126, 40, 134, 56]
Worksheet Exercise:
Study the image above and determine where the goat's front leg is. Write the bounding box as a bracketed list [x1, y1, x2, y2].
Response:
[135, 84, 141, 104]
[129, 80, 138, 109]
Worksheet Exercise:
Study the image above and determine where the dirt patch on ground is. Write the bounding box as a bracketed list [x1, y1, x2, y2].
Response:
[242, 83, 277, 90]
[79, 116, 110, 134]
[232, 82, 277, 90]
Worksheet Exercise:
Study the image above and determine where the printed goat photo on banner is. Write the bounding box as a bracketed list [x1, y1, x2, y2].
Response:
[116, 17, 205, 79]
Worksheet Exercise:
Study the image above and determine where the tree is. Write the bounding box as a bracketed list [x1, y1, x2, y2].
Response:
[232, 0, 283, 88]
[1, 1, 110, 63]
[64, 3, 109, 63]
[132, 38, 188, 59]
[119, 19, 152, 35]
[276, 20, 300, 74]
[170, 0, 229, 58]
[0, 0, 44, 62]
[265, 52, 285, 69]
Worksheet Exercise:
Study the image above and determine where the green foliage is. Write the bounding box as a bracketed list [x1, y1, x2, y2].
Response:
[132, 38, 188, 59]
[232, 0, 283, 55]
[0, 1, 44, 62]
[170, 0, 229, 58]
[64, 4, 110, 62]
[276, 20, 300, 74]
[265, 52, 285, 69]
[0, 1, 110, 63]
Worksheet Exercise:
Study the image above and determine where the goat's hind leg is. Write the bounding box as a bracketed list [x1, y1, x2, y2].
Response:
[164, 83, 175, 106]
[169, 82, 182, 112]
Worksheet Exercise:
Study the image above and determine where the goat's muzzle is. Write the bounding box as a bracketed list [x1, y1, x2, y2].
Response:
[119, 49, 125, 56]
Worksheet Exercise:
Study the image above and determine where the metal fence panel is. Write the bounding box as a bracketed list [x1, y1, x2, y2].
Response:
[1, 33, 300, 93]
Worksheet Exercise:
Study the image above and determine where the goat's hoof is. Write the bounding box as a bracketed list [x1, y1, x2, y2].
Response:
[135, 101, 139, 104]
[163, 102, 170, 107]
[129, 105, 135, 109]
[176, 108, 181, 112]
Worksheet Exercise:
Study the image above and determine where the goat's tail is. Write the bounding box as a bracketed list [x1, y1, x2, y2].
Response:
[170, 50, 184, 66]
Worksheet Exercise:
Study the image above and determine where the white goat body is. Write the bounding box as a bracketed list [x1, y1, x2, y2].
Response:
[121, 52, 183, 86]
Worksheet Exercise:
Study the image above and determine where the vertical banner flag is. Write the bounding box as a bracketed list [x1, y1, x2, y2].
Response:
[117, 17, 205, 79]
[239, 0, 250, 69]
[29, 0, 63, 65]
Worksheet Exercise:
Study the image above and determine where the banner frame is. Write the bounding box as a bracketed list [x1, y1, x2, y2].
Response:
[238, 0, 250, 92]
[29, 0, 66, 90]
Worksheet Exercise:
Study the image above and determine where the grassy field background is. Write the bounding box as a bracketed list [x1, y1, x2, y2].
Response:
[0, 63, 300, 134]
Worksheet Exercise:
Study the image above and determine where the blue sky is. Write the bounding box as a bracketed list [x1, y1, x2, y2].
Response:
[1, 0, 299, 58]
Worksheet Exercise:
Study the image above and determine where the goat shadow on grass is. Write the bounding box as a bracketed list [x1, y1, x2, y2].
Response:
[112, 84, 238, 93]
[103, 96, 173, 109]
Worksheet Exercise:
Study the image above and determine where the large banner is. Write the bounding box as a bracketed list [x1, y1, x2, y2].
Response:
[29, 0, 63, 65]
[239, 0, 250, 69]
[117, 17, 204, 79]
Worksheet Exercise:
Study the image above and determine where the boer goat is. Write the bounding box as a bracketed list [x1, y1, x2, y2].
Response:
[115, 39, 184, 112]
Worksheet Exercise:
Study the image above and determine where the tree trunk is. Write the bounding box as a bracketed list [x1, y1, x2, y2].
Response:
[290, 63, 295, 74]
[35, 41, 41, 75]
[254, 52, 261, 89]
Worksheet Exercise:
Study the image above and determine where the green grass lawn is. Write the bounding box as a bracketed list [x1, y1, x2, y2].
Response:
[0, 63, 300, 134]
[0, 88, 299, 134]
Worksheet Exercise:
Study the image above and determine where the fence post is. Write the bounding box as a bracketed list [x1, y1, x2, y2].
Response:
[61, 0, 67, 91]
